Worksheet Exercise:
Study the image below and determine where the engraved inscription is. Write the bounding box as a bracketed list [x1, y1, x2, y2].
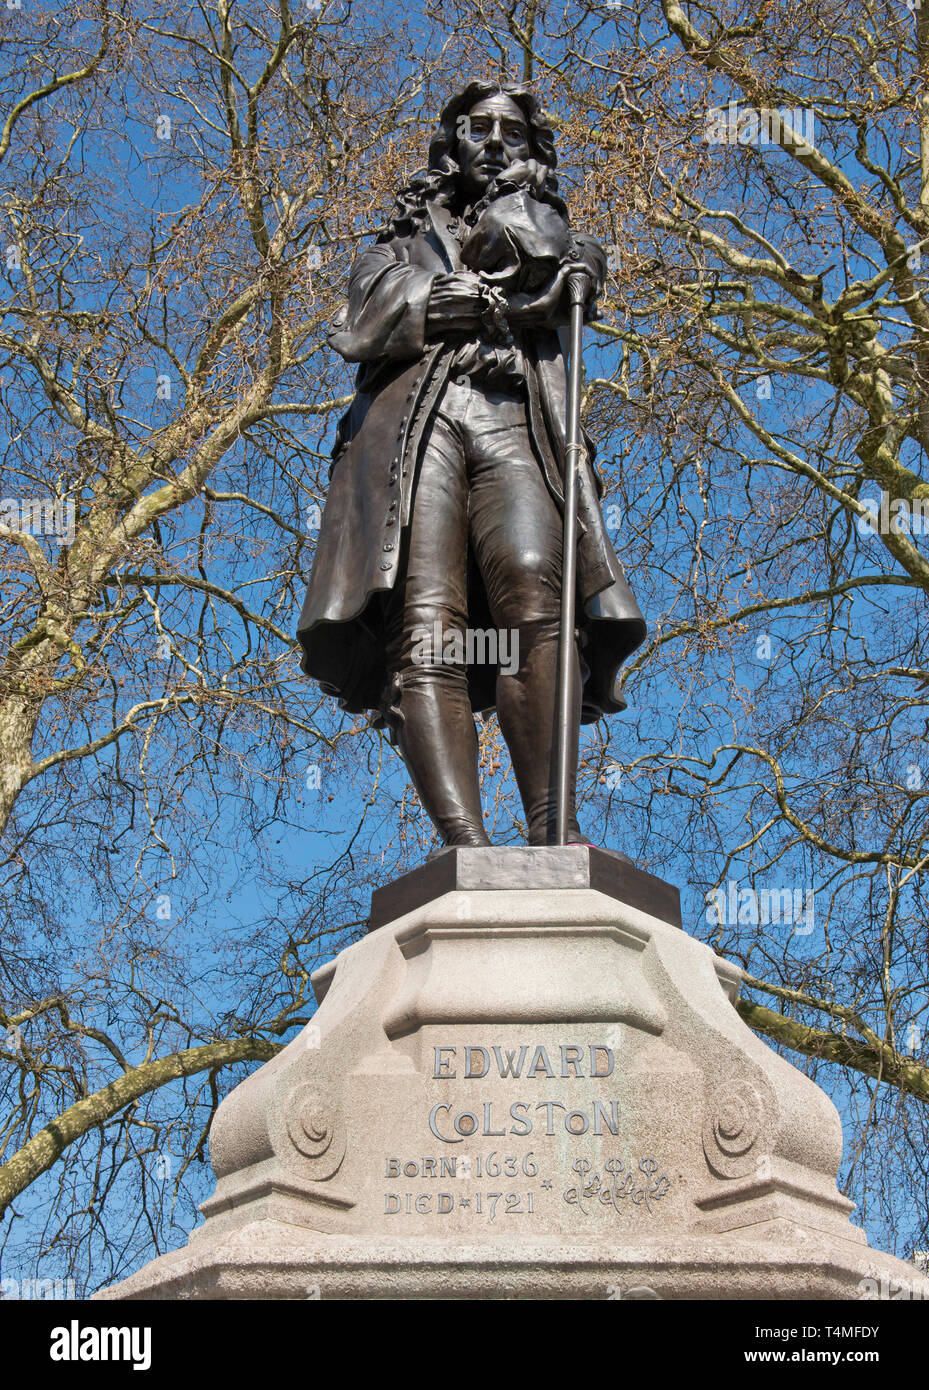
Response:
[384, 1190, 536, 1221]
[563, 1157, 670, 1216]
[385, 1038, 672, 1223]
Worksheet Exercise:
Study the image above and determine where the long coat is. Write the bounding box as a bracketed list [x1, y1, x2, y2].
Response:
[297, 201, 646, 723]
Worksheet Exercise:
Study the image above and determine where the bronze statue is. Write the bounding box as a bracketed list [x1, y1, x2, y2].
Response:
[298, 81, 645, 848]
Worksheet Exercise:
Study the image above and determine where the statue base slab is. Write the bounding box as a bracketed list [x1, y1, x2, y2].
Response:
[94, 1225, 923, 1301]
[96, 848, 928, 1302]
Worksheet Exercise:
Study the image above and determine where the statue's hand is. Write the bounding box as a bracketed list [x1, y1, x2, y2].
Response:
[505, 259, 595, 326]
[489, 159, 550, 197]
[425, 271, 486, 332]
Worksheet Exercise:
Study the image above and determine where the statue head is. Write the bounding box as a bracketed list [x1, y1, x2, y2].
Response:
[387, 81, 562, 235]
[429, 82, 558, 198]
[453, 90, 532, 201]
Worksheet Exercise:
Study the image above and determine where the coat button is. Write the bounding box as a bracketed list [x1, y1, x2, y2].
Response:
[380, 562, 392, 571]
[391, 457, 399, 467]
[383, 542, 394, 551]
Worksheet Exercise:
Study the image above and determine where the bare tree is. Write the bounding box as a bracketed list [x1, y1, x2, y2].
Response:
[2, 0, 929, 1291]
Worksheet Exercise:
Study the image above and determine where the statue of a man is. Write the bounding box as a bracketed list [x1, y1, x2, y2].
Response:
[298, 81, 645, 848]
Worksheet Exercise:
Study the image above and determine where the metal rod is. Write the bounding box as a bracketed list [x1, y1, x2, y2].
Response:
[554, 274, 587, 845]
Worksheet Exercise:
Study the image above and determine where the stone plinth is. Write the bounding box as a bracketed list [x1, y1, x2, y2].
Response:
[97, 849, 929, 1301]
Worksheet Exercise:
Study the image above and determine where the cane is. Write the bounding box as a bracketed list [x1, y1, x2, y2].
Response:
[554, 272, 588, 845]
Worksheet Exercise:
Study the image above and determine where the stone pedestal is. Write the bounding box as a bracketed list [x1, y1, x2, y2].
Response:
[97, 848, 929, 1300]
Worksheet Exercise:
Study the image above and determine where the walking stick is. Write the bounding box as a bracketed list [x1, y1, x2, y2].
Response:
[554, 272, 588, 845]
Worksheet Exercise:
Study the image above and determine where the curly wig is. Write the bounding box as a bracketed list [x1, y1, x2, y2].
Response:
[384, 81, 565, 239]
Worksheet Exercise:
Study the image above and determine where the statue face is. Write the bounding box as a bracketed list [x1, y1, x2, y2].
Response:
[456, 92, 531, 200]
